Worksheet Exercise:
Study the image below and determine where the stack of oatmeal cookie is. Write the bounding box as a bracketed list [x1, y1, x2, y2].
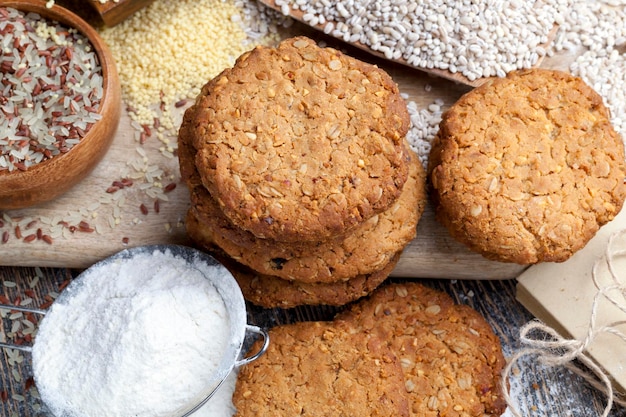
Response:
[178, 37, 427, 308]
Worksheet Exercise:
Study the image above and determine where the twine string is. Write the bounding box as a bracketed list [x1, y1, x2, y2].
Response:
[503, 229, 626, 417]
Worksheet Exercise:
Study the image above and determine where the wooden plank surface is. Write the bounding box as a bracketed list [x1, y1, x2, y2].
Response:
[0, 29, 538, 279]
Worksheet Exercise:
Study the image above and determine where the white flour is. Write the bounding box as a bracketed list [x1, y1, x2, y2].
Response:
[194, 370, 238, 417]
[32, 248, 231, 417]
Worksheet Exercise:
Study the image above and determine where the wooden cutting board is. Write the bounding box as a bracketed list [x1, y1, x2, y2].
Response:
[0, 31, 577, 278]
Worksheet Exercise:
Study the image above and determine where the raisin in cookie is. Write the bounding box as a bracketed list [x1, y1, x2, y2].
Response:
[189, 36, 410, 242]
[233, 321, 410, 417]
[335, 282, 507, 417]
[429, 69, 626, 264]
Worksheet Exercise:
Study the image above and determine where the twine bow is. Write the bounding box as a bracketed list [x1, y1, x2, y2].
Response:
[503, 229, 626, 417]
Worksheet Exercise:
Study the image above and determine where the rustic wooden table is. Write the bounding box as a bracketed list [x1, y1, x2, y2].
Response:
[0, 265, 623, 417]
[1, 3, 624, 416]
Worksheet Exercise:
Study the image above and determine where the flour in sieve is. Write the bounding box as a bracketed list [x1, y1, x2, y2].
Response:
[31, 249, 231, 417]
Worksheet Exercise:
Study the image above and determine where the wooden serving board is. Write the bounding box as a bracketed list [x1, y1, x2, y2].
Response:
[0, 29, 576, 279]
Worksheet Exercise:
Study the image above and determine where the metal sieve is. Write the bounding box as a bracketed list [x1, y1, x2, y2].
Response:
[0, 244, 269, 417]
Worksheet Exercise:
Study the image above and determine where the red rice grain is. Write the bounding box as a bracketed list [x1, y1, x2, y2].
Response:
[39, 300, 53, 310]
[24, 377, 35, 391]
[58, 279, 71, 291]
[78, 221, 94, 233]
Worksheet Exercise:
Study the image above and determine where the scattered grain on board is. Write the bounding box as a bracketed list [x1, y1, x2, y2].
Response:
[401, 92, 445, 169]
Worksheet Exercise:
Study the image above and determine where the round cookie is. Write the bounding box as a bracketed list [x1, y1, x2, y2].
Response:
[185, 209, 399, 308]
[233, 320, 410, 417]
[191, 36, 411, 242]
[180, 110, 425, 283]
[335, 282, 507, 417]
[429, 69, 626, 264]
[192, 155, 424, 283]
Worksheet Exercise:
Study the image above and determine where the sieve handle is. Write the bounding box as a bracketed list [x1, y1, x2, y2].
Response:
[0, 304, 47, 353]
[235, 324, 269, 367]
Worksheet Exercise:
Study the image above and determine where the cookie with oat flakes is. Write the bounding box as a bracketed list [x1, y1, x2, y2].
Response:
[233, 320, 410, 417]
[185, 209, 398, 308]
[180, 107, 425, 283]
[189, 153, 424, 283]
[189, 36, 410, 242]
[335, 282, 507, 417]
[428, 69, 626, 264]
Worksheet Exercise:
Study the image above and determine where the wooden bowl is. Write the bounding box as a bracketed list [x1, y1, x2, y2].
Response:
[0, 0, 121, 209]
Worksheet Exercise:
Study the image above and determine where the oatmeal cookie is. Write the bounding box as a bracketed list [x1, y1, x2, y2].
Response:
[178, 101, 203, 189]
[233, 320, 410, 417]
[180, 107, 424, 283]
[429, 69, 626, 264]
[335, 282, 506, 417]
[192, 154, 424, 283]
[189, 36, 410, 242]
[186, 209, 398, 307]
